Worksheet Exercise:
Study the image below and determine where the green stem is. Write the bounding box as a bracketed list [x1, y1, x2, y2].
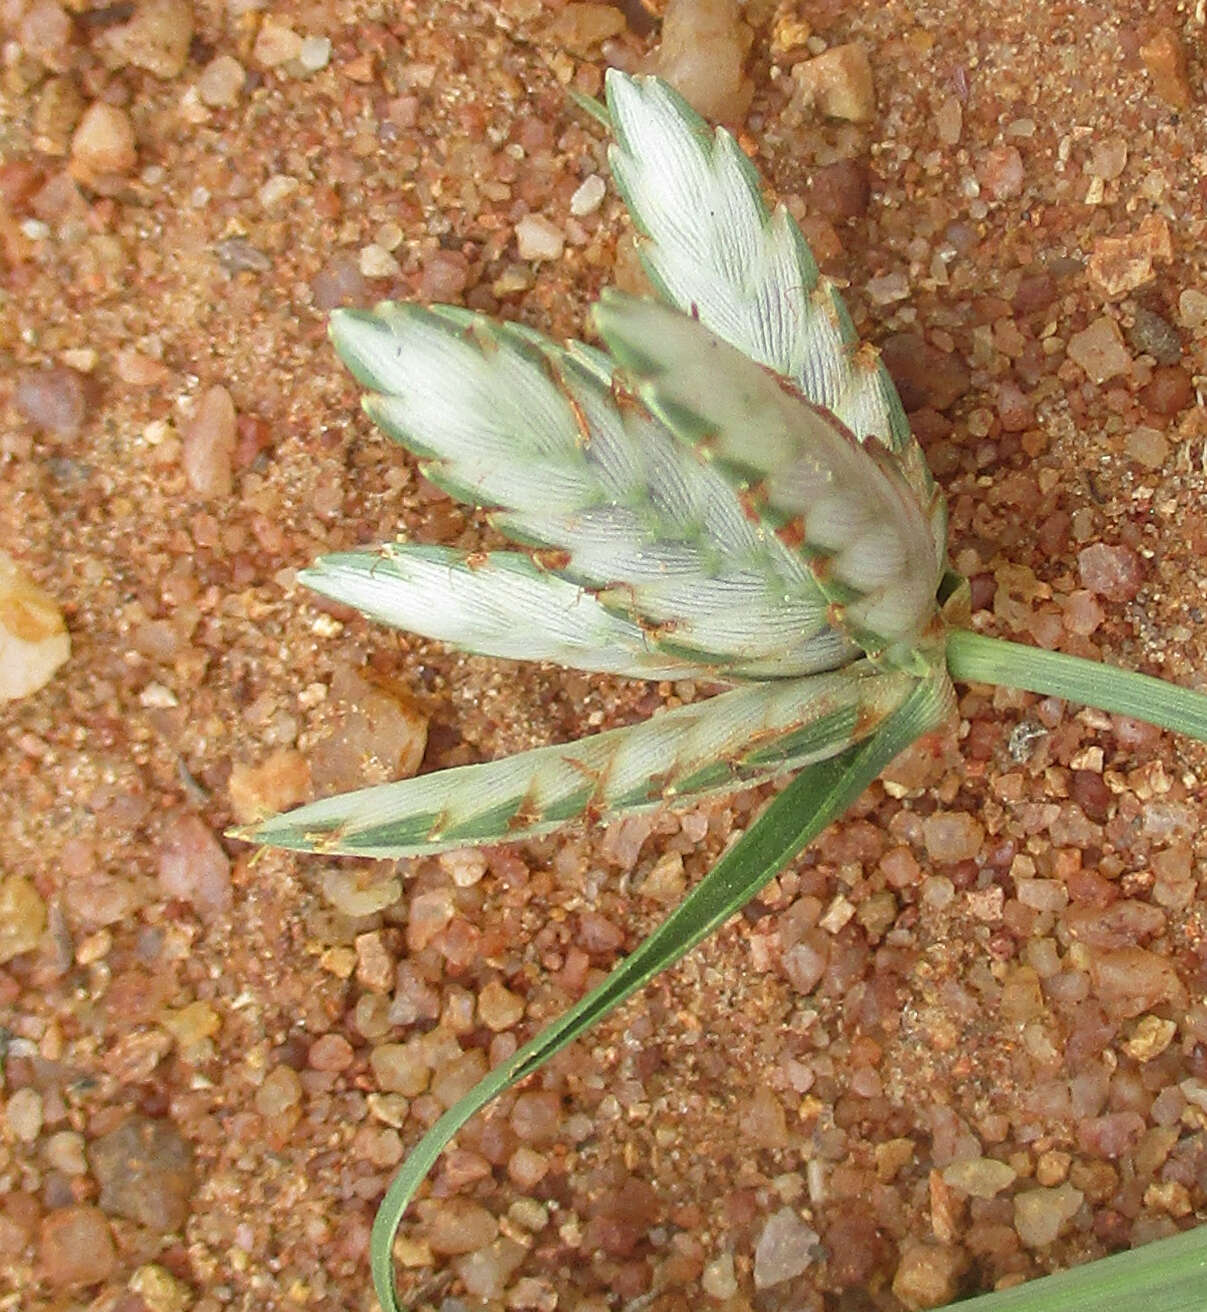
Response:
[370, 674, 952, 1311]
[953, 1223, 1207, 1312]
[946, 628, 1207, 744]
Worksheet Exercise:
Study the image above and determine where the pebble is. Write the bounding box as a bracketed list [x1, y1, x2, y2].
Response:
[976, 145, 1025, 201]
[477, 978, 525, 1031]
[879, 333, 970, 413]
[181, 384, 237, 498]
[891, 1241, 964, 1310]
[89, 1114, 196, 1232]
[1178, 288, 1207, 329]
[425, 1197, 499, 1255]
[793, 43, 876, 123]
[753, 1207, 819, 1288]
[656, 0, 753, 121]
[255, 1065, 302, 1116]
[100, 0, 193, 78]
[359, 242, 402, 279]
[298, 35, 332, 73]
[1138, 364, 1193, 417]
[701, 1251, 738, 1299]
[308, 1033, 354, 1072]
[1139, 27, 1193, 109]
[129, 1263, 194, 1312]
[1127, 307, 1181, 365]
[19, 0, 73, 72]
[808, 159, 871, 222]
[569, 173, 606, 217]
[309, 664, 428, 793]
[311, 253, 367, 310]
[254, 18, 304, 69]
[515, 214, 565, 262]
[158, 812, 233, 919]
[6, 1087, 44, 1142]
[14, 365, 86, 436]
[941, 1156, 1017, 1198]
[1077, 543, 1143, 603]
[934, 95, 962, 146]
[0, 553, 71, 704]
[39, 1205, 117, 1288]
[1087, 216, 1172, 298]
[922, 811, 984, 863]
[322, 869, 401, 917]
[197, 54, 246, 108]
[1066, 316, 1131, 383]
[371, 1041, 430, 1096]
[1013, 1183, 1083, 1247]
[228, 748, 311, 823]
[44, 1130, 88, 1174]
[542, 3, 626, 55]
[418, 248, 470, 300]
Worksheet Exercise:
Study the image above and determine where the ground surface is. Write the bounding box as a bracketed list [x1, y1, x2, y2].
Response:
[3, 1, 1207, 1311]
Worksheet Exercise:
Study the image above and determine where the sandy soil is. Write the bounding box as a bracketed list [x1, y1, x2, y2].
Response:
[2, 2, 1207, 1310]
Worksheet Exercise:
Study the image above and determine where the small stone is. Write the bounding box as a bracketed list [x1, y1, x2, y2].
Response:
[638, 850, 686, 903]
[1013, 1184, 1083, 1248]
[322, 869, 402, 917]
[976, 145, 1024, 200]
[542, 3, 626, 55]
[309, 664, 428, 794]
[181, 385, 237, 497]
[1138, 364, 1193, 417]
[569, 173, 606, 217]
[371, 1042, 430, 1097]
[515, 214, 565, 261]
[1124, 427, 1169, 470]
[39, 1206, 117, 1288]
[359, 243, 402, 279]
[197, 55, 246, 108]
[1178, 289, 1207, 328]
[1127, 307, 1181, 365]
[438, 847, 488, 887]
[1077, 543, 1144, 603]
[19, 0, 73, 72]
[0, 554, 71, 704]
[809, 158, 871, 221]
[741, 1085, 790, 1149]
[793, 43, 875, 123]
[308, 1033, 354, 1072]
[892, 1240, 964, 1310]
[45, 1130, 88, 1175]
[161, 1000, 220, 1048]
[33, 75, 84, 155]
[701, 1251, 739, 1299]
[934, 95, 962, 146]
[942, 1156, 1017, 1199]
[1066, 316, 1131, 383]
[115, 346, 169, 386]
[425, 1198, 499, 1255]
[228, 749, 311, 823]
[1086, 136, 1128, 180]
[1124, 1014, 1177, 1062]
[14, 365, 87, 436]
[753, 1207, 818, 1288]
[89, 1115, 196, 1232]
[253, 17, 303, 68]
[478, 978, 525, 1031]
[158, 813, 232, 919]
[311, 253, 366, 310]
[1087, 216, 1173, 298]
[656, 0, 753, 122]
[298, 35, 332, 73]
[255, 1065, 302, 1116]
[418, 248, 470, 300]
[6, 1087, 44, 1142]
[866, 270, 910, 305]
[922, 811, 984, 863]
[879, 333, 970, 413]
[1139, 27, 1193, 110]
[129, 1264, 193, 1312]
[100, 0, 192, 78]
[70, 101, 137, 177]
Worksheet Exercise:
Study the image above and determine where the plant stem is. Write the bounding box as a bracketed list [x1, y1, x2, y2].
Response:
[952, 1223, 1207, 1312]
[946, 629, 1207, 744]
